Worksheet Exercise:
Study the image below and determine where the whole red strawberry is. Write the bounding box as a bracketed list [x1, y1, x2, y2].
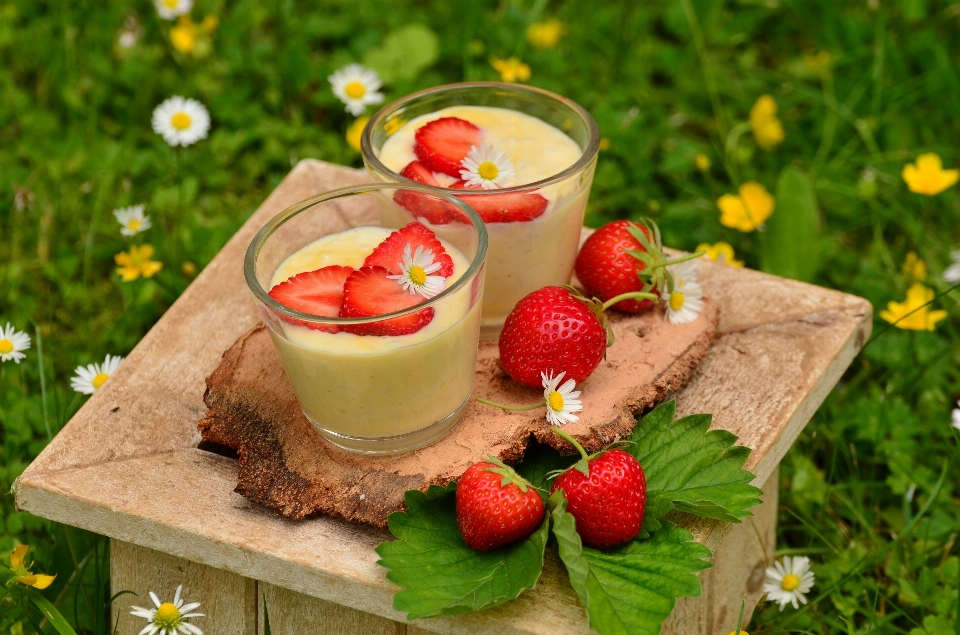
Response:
[456, 459, 545, 551]
[575, 219, 674, 313]
[550, 431, 646, 549]
[498, 285, 654, 388]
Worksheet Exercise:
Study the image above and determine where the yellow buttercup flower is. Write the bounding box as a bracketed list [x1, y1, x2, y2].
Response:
[346, 116, 370, 152]
[750, 95, 785, 150]
[170, 15, 196, 54]
[526, 19, 566, 49]
[901, 251, 927, 282]
[115, 245, 164, 282]
[697, 242, 744, 267]
[880, 283, 947, 331]
[490, 57, 531, 83]
[902, 153, 959, 196]
[200, 15, 218, 34]
[717, 182, 775, 232]
[8, 545, 56, 590]
[599, 137, 611, 151]
[695, 153, 712, 172]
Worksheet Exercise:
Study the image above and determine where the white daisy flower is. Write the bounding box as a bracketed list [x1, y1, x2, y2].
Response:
[387, 244, 446, 299]
[131, 584, 204, 635]
[152, 96, 210, 148]
[944, 250, 960, 284]
[118, 17, 143, 49]
[71, 355, 124, 395]
[154, 0, 192, 20]
[328, 64, 384, 116]
[763, 556, 815, 611]
[0, 323, 31, 364]
[662, 260, 703, 325]
[114, 205, 152, 237]
[952, 400, 960, 430]
[542, 371, 583, 426]
[460, 144, 516, 190]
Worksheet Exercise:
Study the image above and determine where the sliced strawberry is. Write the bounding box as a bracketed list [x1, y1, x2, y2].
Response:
[363, 222, 455, 277]
[450, 182, 549, 223]
[339, 266, 435, 336]
[393, 161, 456, 225]
[268, 265, 354, 332]
[414, 117, 483, 177]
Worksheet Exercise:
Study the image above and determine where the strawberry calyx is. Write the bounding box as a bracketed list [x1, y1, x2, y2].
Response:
[560, 285, 657, 348]
[623, 219, 705, 294]
[479, 455, 536, 494]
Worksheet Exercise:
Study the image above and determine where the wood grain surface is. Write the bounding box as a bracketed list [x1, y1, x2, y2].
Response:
[17, 160, 873, 635]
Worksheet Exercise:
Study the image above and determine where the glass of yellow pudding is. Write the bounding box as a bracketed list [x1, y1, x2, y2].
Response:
[361, 82, 600, 340]
[245, 184, 487, 454]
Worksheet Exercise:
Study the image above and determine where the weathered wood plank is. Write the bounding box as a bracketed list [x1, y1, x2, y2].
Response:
[111, 539, 257, 635]
[260, 583, 404, 635]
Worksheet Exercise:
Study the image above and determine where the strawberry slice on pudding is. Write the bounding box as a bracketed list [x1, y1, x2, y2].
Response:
[268, 265, 354, 332]
[414, 117, 483, 177]
[363, 222, 455, 277]
[339, 266, 436, 336]
[393, 161, 465, 225]
[450, 181, 549, 223]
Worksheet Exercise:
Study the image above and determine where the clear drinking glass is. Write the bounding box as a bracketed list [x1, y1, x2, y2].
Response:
[361, 82, 600, 340]
[244, 184, 487, 455]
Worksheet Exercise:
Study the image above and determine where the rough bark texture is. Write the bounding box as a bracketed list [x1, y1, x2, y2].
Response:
[199, 302, 718, 528]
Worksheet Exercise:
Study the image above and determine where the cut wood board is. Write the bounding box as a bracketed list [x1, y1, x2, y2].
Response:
[16, 160, 873, 635]
[198, 296, 717, 527]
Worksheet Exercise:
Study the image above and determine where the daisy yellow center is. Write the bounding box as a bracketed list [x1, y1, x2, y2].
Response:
[408, 265, 427, 286]
[0, 339, 13, 354]
[547, 391, 565, 412]
[478, 161, 499, 180]
[345, 81, 367, 99]
[163, 0, 179, 7]
[154, 602, 182, 629]
[171, 112, 192, 130]
[780, 573, 800, 592]
[669, 291, 686, 311]
[92, 373, 110, 389]
[128, 220, 141, 231]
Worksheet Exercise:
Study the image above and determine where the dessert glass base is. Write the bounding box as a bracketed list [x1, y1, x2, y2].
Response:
[306, 397, 468, 455]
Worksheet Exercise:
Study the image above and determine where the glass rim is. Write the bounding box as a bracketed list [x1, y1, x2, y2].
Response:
[244, 183, 488, 326]
[360, 81, 601, 194]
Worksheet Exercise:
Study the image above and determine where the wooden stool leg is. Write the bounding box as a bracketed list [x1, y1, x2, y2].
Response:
[259, 582, 405, 635]
[663, 466, 779, 635]
[111, 539, 257, 634]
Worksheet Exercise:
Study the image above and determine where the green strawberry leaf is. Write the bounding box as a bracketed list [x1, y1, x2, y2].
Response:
[375, 482, 550, 620]
[515, 442, 578, 498]
[551, 493, 713, 635]
[628, 401, 763, 524]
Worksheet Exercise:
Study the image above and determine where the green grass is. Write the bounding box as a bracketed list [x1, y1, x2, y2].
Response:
[2, 0, 959, 632]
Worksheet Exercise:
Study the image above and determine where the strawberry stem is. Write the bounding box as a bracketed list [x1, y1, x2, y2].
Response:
[642, 250, 706, 271]
[552, 428, 591, 478]
[601, 291, 658, 311]
[476, 397, 544, 411]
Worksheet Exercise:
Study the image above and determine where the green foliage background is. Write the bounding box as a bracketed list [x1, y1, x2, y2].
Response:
[1, 0, 959, 632]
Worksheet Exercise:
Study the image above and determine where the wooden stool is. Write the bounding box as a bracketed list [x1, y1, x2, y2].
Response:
[15, 160, 871, 635]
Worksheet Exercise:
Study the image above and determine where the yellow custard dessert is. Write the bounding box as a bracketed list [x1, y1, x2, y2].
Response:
[268, 226, 482, 444]
[376, 105, 590, 337]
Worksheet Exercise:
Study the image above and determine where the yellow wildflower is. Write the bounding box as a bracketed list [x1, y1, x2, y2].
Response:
[200, 15, 218, 34]
[526, 19, 566, 49]
[880, 283, 947, 331]
[727, 631, 749, 635]
[695, 153, 712, 172]
[750, 95, 785, 150]
[115, 245, 163, 282]
[717, 182, 775, 232]
[8, 545, 56, 590]
[901, 251, 927, 282]
[181, 261, 197, 277]
[697, 242, 744, 267]
[902, 153, 959, 196]
[599, 137, 611, 151]
[170, 15, 196, 54]
[490, 57, 531, 83]
[346, 116, 370, 152]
